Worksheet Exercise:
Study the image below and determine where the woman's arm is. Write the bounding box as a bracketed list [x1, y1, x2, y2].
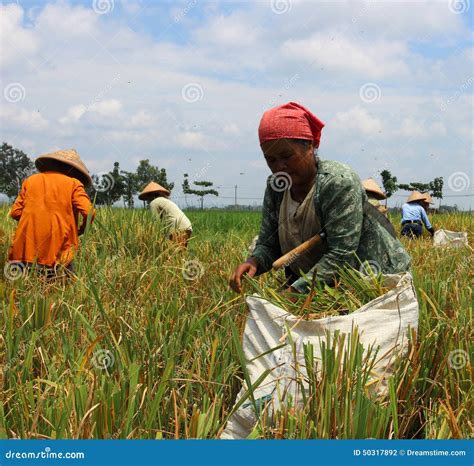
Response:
[9, 180, 27, 221]
[72, 183, 95, 233]
[291, 170, 363, 292]
[250, 182, 282, 275]
[420, 205, 433, 230]
[229, 182, 282, 293]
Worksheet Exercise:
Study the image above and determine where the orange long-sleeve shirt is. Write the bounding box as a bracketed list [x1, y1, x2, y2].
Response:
[8, 171, 95, 267]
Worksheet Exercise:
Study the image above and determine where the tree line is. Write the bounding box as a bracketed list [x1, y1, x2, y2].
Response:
[0, 143, 219, 208]
[380, 170, 444, 206]
[1, 143, 445, 208]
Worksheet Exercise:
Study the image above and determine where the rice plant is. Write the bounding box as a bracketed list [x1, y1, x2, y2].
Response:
[0, 206, 472, 439]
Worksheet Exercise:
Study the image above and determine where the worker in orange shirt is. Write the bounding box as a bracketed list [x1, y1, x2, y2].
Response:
[7, 149, 95, 278]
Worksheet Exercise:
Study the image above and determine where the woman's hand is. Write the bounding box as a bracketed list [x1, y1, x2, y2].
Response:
[229, 258, 258, 293]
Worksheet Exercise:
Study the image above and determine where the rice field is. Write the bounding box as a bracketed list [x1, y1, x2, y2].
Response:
[0, 205, 472, 439]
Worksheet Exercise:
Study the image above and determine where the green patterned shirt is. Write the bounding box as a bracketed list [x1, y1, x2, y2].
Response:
[251, 159, 411, 293]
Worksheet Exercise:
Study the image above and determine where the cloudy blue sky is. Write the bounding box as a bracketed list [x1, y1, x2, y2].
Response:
[1, 0, 473, 208]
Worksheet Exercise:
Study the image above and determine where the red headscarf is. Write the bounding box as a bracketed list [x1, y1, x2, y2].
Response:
[258, 102, 325, 147]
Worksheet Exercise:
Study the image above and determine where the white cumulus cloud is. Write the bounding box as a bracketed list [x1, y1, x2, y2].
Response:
[333, 107, 383, 135]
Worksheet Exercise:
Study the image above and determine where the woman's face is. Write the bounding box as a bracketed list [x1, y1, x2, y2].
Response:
[261, 138, 316, 187]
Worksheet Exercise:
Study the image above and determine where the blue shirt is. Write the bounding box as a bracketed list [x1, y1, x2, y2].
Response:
[401, 203, 432, 229]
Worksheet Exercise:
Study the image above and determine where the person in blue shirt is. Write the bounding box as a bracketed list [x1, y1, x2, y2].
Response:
[401, 191, 435, 238]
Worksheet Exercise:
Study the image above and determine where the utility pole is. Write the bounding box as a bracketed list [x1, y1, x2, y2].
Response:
[234, 185, 237, 208]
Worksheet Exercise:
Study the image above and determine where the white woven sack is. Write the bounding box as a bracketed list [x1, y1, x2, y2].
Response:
[433, 229, 468, 248]
[221, 273, 419, 439]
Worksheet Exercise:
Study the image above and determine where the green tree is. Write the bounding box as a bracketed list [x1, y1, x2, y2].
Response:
[136, 159, 174, 190]
[430, 177, 444, 205]
[121, 170, 138, 209]
[0, 143, 35, 199]
[380, 170, 397, 207]
[182, 175, 218, 209]
[135, 159, 175, 207]
[409, 182, 431, 192]
[398, 177, 444, 207]
[90, 162, 126, 206]
[182, 173, 190, 207]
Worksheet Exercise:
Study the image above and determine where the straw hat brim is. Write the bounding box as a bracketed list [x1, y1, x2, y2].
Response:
[35, 150, 92, 187]
[421, 193, 434, 204]
[138, 182, 170, 200]
[362, 179, 386, 200]
[407, 191, 426, 203]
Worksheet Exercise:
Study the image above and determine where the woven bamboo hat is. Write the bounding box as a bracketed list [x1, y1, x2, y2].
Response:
[421, 192, 434, 204]
[35, 149, 92, 187]
[362, 178, 386, 200]
[138, 181, 170, 200]
[407, 191, 426, 203]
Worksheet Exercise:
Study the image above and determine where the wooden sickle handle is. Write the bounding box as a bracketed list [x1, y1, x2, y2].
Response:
[272, 233, 325, 271]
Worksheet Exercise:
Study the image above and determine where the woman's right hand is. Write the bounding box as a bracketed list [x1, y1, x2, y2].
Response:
[229, 258, 258, 293]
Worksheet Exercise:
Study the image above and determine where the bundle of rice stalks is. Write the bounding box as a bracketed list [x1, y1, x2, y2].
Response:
[245, 265, 389, 318]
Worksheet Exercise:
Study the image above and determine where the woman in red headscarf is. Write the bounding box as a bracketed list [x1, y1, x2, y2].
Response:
[229, 102, 410, 294]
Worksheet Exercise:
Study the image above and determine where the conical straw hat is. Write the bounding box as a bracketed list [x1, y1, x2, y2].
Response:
[407, 191, 426, 203]
[421, 192, 434, 204]
[35, 149, 92, 187]
[138, 181, 170, 200]
[362, 178, 386, 200]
